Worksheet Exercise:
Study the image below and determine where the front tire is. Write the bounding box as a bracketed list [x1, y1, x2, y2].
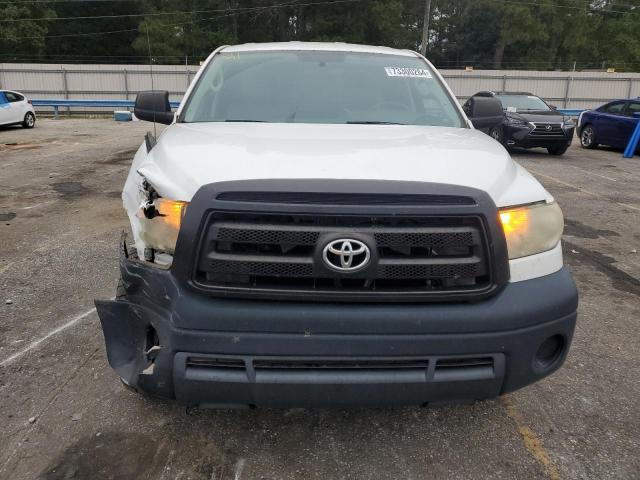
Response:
[547, 143, 570, 156]
[22, 112, 35, 128]
[580, 125, 597, 149]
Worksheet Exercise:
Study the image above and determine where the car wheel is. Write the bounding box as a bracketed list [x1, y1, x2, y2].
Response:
[489, 126, 504, 145]
[580, 125, 597, 149]
[547, 143, 570, 156]
[22, 112, 36, 128]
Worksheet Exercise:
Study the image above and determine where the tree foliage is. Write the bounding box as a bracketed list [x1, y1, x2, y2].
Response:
[0, 0, 639, 70]
[0, 3, 55, 58]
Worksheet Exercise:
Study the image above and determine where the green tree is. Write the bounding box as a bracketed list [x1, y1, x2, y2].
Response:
[0, 2, 55, 60]
[43, 1, 143, 63]
[490, 2, 544, 69]
[1, 0, 638, 71]
[593, 1, 640, 70]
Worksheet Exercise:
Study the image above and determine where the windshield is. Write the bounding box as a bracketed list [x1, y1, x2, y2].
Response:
[181, 51, 464, 127]
[495, 94, 551, 112]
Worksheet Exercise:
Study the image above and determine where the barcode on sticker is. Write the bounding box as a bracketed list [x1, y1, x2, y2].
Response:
[384, 67, 432, 78]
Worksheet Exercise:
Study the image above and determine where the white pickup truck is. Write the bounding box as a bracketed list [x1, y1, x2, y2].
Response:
[95, 42, 578, 408]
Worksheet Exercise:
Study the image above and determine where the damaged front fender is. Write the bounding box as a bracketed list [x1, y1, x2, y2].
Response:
[95, 299, 174, 398]
[95, 236, 179, 398]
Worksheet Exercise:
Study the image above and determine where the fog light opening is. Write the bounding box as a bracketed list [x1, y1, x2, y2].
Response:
[145, 325, 160, 359]
[141, 325, 161, 375]
[534, 334, 565, 372]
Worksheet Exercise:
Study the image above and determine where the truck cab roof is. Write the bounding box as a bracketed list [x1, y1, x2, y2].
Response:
[220, 41, 418, 57]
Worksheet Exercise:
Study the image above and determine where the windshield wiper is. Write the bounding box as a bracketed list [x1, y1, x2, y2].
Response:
[224, 119, 267, 122]
[346, 120, 406, 125]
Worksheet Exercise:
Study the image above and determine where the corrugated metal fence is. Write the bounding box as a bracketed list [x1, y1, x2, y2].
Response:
[2, 63, 640, 112]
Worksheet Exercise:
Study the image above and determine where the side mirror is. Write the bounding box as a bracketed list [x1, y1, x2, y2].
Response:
[549, 105, 558, 110]
[134, 91, 174, 125]
[466, 96, 504, 130]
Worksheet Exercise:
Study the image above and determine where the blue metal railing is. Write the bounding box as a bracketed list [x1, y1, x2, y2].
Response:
[30, 98, 584, 118]
[556, 108, 583, 116]
[31, 99, 181, 116]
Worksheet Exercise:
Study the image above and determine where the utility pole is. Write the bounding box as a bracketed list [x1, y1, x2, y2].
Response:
[420, 0, 432, 56]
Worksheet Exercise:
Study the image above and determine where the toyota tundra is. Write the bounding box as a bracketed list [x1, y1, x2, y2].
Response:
[95, 42, 578, 408]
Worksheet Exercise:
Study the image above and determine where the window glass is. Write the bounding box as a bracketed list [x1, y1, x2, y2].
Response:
[0, 92, 7, 104]
[182, 51, 464, 127]
[625, 102, 640, 116]
[4, 92, 20, 102]
[495, 94, 550, 111]
[604, 102, 625, 115]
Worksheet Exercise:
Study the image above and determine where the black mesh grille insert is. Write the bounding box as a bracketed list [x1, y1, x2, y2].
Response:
[375, 231, 475, 248]
[194, 210, 493, 301]
[209, 260, 314, 277]
[380, 262, 482, 279]
[217, 227, 319, 246]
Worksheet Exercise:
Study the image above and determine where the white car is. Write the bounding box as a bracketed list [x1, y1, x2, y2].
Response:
[96, 42, 578, 408]
[0, 90, 36, 128]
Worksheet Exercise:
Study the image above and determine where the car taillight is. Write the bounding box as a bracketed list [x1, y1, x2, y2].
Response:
[27, 100, 32, 105]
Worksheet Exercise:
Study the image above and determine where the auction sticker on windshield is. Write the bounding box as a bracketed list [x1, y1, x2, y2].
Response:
[384, 67, 432, 78]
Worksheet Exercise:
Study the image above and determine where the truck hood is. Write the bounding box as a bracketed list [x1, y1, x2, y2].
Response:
[136, 122, 551, 207]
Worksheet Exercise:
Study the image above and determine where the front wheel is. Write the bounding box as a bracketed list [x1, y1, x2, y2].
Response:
[547, 143, 570, 156]
[22, 112, 35, 128]
[580, 125, 597, 149]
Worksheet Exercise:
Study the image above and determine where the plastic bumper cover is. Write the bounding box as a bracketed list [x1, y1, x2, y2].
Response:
[95, 252, 578, 408]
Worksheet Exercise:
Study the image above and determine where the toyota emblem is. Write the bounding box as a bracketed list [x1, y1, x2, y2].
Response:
[322, 239, 371, 272]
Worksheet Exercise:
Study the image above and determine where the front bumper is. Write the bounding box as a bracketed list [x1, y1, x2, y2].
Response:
[505, 124, 575, 148]
[95, 247, 578, 408]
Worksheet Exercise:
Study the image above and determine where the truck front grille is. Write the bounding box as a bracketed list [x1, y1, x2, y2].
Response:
[193, 211, 494, 302]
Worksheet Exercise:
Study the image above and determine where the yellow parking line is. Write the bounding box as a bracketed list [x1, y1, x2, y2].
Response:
[501, 395, 560, 480]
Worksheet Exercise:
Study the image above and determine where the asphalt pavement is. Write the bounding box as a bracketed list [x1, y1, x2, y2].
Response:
[0, 119, 639, 480]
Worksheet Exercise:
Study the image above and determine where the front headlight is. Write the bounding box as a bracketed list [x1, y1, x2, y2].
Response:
[505, 115, 529, 127]
[138, 198, 188, 254]
[499, 202, 563, 259]
[563, 119, 575, 128]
